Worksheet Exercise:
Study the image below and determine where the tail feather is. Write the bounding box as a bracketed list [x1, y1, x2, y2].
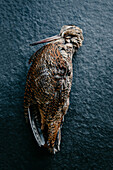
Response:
[28, 108, 45, 146]
[55, 127, 61, 151]
[27, 105, 62, 154]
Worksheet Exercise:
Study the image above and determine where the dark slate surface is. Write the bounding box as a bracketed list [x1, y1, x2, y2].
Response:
[0, 0, 113, 169]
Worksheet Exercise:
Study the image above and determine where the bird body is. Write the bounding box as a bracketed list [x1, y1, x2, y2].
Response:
[24, 25, 83, 153]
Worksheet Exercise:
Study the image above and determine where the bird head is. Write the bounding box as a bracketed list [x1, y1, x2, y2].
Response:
[30, 25, 83, 48]
[59, 25, 83, 48]
[30, 25, 83, 56]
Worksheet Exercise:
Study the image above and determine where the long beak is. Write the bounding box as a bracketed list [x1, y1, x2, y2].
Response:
[30, 35, 61, 46]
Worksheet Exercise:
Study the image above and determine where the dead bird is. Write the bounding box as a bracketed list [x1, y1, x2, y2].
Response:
[24, 25, 83, 154]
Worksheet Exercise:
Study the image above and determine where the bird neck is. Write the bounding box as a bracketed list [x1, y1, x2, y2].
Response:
[48, 38, 76, 59]
[57, 42, 75, 60]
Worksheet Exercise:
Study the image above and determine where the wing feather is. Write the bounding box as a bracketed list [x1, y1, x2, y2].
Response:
[24, 42, 72, 148]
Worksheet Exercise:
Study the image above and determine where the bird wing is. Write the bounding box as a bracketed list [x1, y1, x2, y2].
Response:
[24, 42, 72, 148]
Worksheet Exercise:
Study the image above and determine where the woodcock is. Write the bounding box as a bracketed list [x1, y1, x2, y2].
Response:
[24, 25, 83, 154]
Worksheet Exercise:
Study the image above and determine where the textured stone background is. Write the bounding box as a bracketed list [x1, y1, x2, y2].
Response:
[0, 0, 113, 169]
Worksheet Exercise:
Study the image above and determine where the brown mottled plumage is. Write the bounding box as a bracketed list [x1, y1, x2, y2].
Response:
[24, 25, 83, 154]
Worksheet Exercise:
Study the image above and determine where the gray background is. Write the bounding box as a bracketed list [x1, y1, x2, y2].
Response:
[0, 0, 113, 169]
